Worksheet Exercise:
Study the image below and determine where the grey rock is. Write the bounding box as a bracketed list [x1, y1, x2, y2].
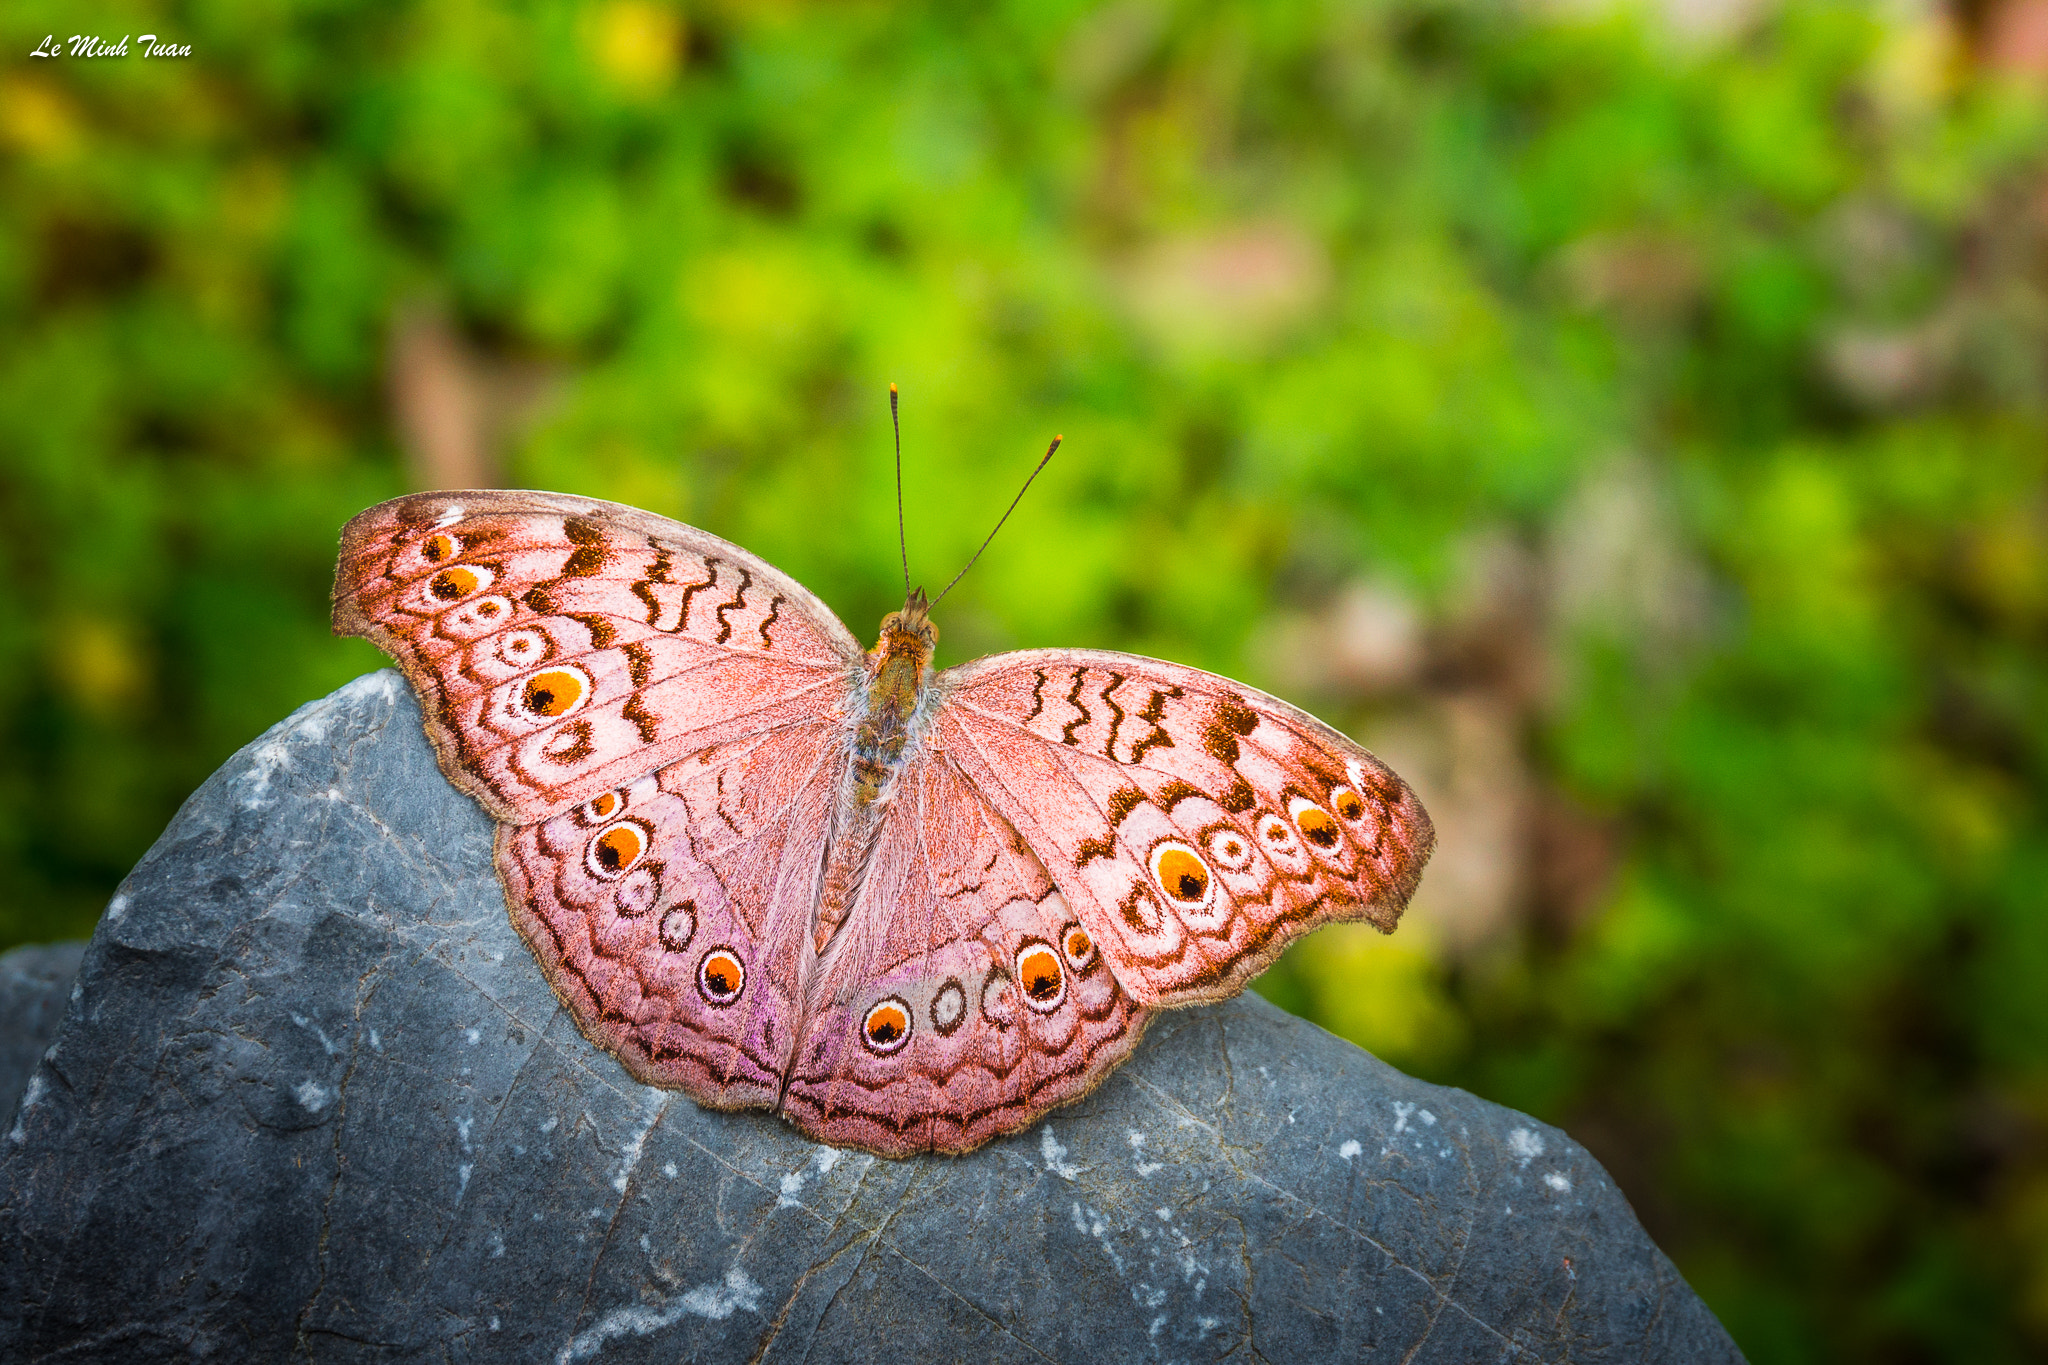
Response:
[0, 671, 1743, 1363]
[0, 941, 86, 1133]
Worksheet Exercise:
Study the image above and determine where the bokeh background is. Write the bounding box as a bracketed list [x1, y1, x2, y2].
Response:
[5, 0, 2048, 1356]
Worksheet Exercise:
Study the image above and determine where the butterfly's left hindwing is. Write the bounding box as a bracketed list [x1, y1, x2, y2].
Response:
[497, 720, 844, 1112]
[937, 650, 1434, 1009]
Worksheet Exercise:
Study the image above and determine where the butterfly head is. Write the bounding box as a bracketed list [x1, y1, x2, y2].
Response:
[874, 587, 939, 664]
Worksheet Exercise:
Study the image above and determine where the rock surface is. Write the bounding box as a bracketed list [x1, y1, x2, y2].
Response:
[0, 942, 85, 1141]
[0, 671, 1743, 1363]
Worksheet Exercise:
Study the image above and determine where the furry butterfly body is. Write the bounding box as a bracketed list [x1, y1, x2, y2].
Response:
[333, 489, 1434, 1156]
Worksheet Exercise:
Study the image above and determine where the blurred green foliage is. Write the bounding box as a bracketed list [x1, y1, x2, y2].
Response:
[5, 0, 2048, 1357]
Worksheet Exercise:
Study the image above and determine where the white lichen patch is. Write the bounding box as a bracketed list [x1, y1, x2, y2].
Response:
[1338, 1139, 1362, 1161]
[1544, 1171, 1573, 1193]
[777, 1145, 845, 1208]
[237, 672, 399, 809]
[1040, 1125, 1087, 1181]
[294, 1080, 331, 1114]
[1127, 1130, 1163, 1177]
[1507, 1127, 1545, 1167]
[7, 1074, 48, 1143]
[610, 1095, 666, 1194]
[554, 1266, 762, 1363]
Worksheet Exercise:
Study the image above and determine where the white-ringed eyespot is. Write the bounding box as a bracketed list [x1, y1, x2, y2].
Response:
[659, 902, 696, 952]
[428, 564, 492, 603]
[1061, 924, 1096, 969]
[1289, 797, 1342, 850]
[587, 821, 648, 879]
[1150, 842, 1214, 909]
[495, 629, 553, 668]
[614, 866, 660, 918]
[1205, 826, 1254, 873]
[521, 666, 589, 719]
[1257, 812, 1295, 849]
[931, 979, 967, 1036]
[980, 968, 1017, 1026]
[1014, 942, 1065, 1012]
[861, 998, 913, 1054]
[698, 949, 744, 1005]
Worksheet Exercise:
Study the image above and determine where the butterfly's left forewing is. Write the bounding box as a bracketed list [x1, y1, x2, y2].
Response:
[936, 650, 1434, 1009]
[333, 490, 861, 824]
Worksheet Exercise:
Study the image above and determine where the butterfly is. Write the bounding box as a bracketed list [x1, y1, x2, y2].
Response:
[330, 444, 1433, 1156]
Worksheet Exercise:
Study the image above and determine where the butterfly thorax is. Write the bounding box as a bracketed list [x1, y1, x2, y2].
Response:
[813, 591, 940, 955]
[849, 593, 939, 809]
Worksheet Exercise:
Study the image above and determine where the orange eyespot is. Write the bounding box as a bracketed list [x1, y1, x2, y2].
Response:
[1063, 926, 1094, 964]
[522, 668, 585, 718]
[1331, 787, 1366, 822]
[429, 566, 481, 601]
[1260, 814, 1292, 845]
[862, 998, 912, 1054]
[1293, 803, 1341, 849]
[587, 792, 621, 821]
[1016, 944, 1065, 1011]
[590, 822, 645, 877]
[1152, 845, 1212, 906]
[422, 533, 457, 563]
[698, 949, 744, 1004]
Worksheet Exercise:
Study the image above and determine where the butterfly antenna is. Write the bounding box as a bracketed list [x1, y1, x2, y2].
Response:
[891, 384, 910, 597]
[930, 433, 1062, 610]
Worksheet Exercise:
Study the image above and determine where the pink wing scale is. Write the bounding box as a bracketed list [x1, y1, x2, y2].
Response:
[333, 490, 859, 824]
[782, 754, 1149, 1157]
[937, 650, 1434, 1009]
[334, 493, 1432, 1156]
[497, 719, 845, 1110]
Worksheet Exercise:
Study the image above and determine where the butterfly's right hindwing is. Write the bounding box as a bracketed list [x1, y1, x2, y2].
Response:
[781, 753, 1149, 1157]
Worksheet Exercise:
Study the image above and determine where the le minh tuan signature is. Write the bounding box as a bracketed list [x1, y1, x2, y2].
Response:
[31, 34, 191, 59]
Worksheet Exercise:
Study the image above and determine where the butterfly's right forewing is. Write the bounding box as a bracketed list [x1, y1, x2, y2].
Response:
[937, 650, 1434, 1010]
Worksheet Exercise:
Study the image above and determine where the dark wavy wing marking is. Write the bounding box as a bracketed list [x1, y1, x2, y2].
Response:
[675, 558, 720, 632]
[714, 568, 752, 645]
[333, 489, 862, 824]
[1130, 685, 1180, 762]
[1024, 669, 1048, 724]
[1060, 668, 1090, 746]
